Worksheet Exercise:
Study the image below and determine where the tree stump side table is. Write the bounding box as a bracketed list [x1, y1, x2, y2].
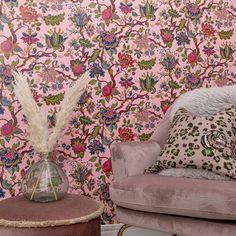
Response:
[0, 194, 104, 236]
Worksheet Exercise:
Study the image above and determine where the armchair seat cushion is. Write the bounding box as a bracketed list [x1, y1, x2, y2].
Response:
[110, 174, 236, 220]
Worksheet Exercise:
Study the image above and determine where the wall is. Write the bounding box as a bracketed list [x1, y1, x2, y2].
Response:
[0, 0, 235, 224]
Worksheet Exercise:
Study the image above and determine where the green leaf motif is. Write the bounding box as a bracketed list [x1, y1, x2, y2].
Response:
[14, 128, 23, 135]
[2, 180, 11, 190]
[0, 56, 4, 64]
[111, 102, 118, 109]
[138, 58, 156, 70]
[90, 125, 101, 139]
[79, 38, 94, 48]
[218, 29, 234, 40]
[176, 19, 186, 32]
[0, 139, 5, 147]
[89, 156, 97, 162]
[176, 47, 184, 52]
[139, 132, 154, 141]
[11, 60, 19, 67]
[89, 49, 101, 62]
[44, 93, 64, 105]
[168, 9, 181, 18]
[34, 66, 41, 70]
[12, 142, 20, 149]
[168, 81, 180, 89]
[44, 59, 51, 65]
[79, 116, 93, 125]
[5, 136, 11, 143]
[37, 42, 44, 48]
[132, 12, 138, 17]
[89, 79, 97, 85]
[89, 2, 97, 8]
[101, 175, 106, 183]
[44, 13, 65, 26]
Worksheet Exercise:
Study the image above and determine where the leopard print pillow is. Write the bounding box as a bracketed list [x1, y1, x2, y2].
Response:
[146, 105, 236, 178]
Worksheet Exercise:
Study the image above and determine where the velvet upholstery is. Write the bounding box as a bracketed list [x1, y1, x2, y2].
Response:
[110, 86, 236, 236]
[0, 218, 100, 236]
[116, 207, 236, 236]
[110, 174, 236, 220]
[0, 194, 102, 225]
[150, 109, 171, 148]
[110, 140, 161, 179]
[0, 194, 102, 236]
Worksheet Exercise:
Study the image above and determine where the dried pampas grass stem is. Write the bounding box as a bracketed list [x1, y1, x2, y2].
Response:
[47, 73, 87, 152]
[13, 71, 88, 154]
[13, 72, 48, 153]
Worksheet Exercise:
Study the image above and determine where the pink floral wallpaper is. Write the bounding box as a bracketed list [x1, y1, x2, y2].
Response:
[0, 0, 236, 224]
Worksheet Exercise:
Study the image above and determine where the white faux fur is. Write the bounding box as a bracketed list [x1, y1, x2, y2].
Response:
[159, 168, 230, 181]
[169, 85, 236, 120]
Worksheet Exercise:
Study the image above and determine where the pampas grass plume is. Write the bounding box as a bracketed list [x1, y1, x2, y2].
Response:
[47, 72, 88, 152]
[13, 72, 48, 153]
[13, 71, 88, 154]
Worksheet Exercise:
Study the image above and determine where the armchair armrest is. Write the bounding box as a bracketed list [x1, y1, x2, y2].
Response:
[110, 140, 161, 180]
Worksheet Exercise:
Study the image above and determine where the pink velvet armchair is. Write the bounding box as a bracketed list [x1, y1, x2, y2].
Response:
[110, 85, 236, 236]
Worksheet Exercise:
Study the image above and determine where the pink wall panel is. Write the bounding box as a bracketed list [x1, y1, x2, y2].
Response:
[0, 0, 236, 223]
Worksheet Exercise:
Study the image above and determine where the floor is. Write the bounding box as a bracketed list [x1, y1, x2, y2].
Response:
[101, 224, 171, 236]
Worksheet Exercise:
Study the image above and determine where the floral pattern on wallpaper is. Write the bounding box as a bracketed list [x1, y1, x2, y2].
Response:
[0, 0, 236, 223]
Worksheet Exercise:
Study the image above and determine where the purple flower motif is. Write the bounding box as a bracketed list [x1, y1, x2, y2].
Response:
[71, 164, 91, 183]
[51, 4, 63, 11]
[186, 73, 203, 90]
[119, 2, 134, 14]
[88, 140, 105, 155]
[0, 188, 5, 198]
[175, 32, 190, 45]
[119, 76, 134, 88]
[0, 65, 14, 85]
[160, 53, 178, 72]
[21, 32, 39, 45]
[0, 149, 21, 169]
[72, 9, 90, 28]
[0, 106, 4, 115]
[86, 102, 95, 114]
[98, 108, 119, 127]
[186, 3, 202, 20]
[100, 183, 110, 201]
[86, 24, 95, 37]
[97, 32, 118, 50]
[89, 63, 105, 78]
[203, 45, 215, 56]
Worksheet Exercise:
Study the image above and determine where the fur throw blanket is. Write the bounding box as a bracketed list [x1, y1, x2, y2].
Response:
[169, 85, 236, 120]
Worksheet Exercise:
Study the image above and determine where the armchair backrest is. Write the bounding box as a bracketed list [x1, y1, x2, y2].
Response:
[151, 85, 236, 148]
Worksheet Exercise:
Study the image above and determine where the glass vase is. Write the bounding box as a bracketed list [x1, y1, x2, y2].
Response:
[21, 153, 69, 202]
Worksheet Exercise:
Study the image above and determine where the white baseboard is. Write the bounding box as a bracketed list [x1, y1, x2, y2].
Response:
[101, 223, 171, 236]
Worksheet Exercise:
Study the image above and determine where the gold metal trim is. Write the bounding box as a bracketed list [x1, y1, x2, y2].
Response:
[117, 224, 131, 236]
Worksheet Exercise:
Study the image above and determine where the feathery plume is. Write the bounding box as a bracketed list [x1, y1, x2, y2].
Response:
[47, 72, 88, 152]
[13, 72, 48, 153]
[13, 71, 88, 154]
